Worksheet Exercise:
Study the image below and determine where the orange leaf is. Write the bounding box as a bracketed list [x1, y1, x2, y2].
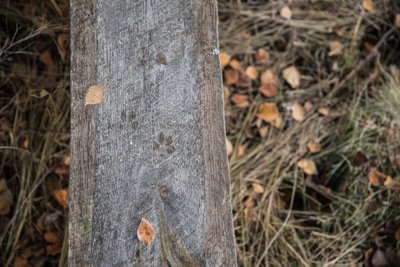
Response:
[297, 159, 318, 175]
[40, 50, 53, 65]
[252, 182, 265, 194]
[283, 66, 301, 89]
[52, 188, 68, 209]
[231, 94, 250, 108]
[318, 107, 330, 116]
[329, 41, 344, 56]
[362, 0, 375, 12]
[44, 231, 61, 243]
[259, 84, 278, 98]
[226, 138, 233, 156]
[256, 48, 269, 64]
[137, 218, 156, 245]
[224, 69, 239, 85]
[257, 103, 283, 128]
[291, 102, 305, 122]
[368, 168, 386, 187]
[219, 52, 231, 68]
[280, 5, 292, 20]
[245, 66, 259, 80]
[46, 242, 62, 256]
[261, 69, 279, 87]
[229, 59, 242, 70]
[395, 14, 400, 28]
[307, 139, 321, 153]
[14, 257, 28, 267]
[85, 85, 105, 105]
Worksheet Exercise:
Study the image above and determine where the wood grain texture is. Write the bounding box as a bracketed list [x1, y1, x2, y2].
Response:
[69, 0, 236, 266]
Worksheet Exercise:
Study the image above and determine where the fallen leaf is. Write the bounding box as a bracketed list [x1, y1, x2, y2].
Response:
[54, 165, 69, 175]
[57, 34, 68, 61]
[219, 52, 231, 68]
[44, 231, 61, 243]
[63, 155, 71, 166]
[256, 48, 269, 64]
[231, 94, 250, 108]
[14, 257, 29, 267]
[252, 182, 265, 194]
[304, 101, 313, 112]
[23, 138, 29, 149]
[229, 59, 242, 70]
[137, 218, 156, 245]
[238, 145, 246, 158]
[52, 188, 68, 209]
[283, 66, 301, 89]
[85, 85, 105, 105]
[371, 249, 388, 266]
[261, 69, 279, 87]
[0, 179, 13, 216]
[226, 138, 233, 156]
[353, 151, 369, 167]
[224, 69, 239, 85]
[318, 107, 330, 116]
[245, 196, 255, 208]
[280, 5, 292, 20]
[362, 0, 375, 12]
[258, 126, 269, 138]
[395, 14, 400, 28]
[395, 228, 400, 241]
[291, 102, 305, 122]
[40, 50, 53, 65]
[368, 168, 387, 187]
[329, 41, 343, 56]
[297, 159, 318, 175]
[46, 242, 62, 255]
[257, 103, 283, 128]
[307, 139, 321, 153]
[223, 86, 230, 106]
[259, 84, 278, 97]
[245, 66, 259, 80]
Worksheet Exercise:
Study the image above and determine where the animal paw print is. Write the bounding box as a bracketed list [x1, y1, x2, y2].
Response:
[153, 132, 175, 154]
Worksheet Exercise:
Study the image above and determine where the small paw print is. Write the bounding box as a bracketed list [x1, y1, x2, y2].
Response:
[153, 132, 175, 154]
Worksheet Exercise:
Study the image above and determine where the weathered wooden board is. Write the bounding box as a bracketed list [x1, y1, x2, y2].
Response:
[69, 0, 236, 265]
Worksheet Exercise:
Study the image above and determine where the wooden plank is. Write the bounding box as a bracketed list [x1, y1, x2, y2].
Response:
[69, 0, 237, 266]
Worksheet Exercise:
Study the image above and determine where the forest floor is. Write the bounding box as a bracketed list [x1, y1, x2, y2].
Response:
[1, 0, 400, 266]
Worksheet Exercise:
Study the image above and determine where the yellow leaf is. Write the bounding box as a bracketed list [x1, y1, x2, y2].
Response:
[219, 52, 231, 68]
[259, 84, 278, 98]
[362, 0, 375, 12]
[257, 103, 283, 128]
[252, 182, 265, 194]
[283, 66, 301, 89]
[329, 41, 343, 56]
[52, 188, 68, 209]
[85, 85, 105, 105]
[229, 59, 242, 70]
[297, 159, 318, 175]
[368, 168, 386, 187]
[307, 139, 321, 153]
[318, 107, 330, 116]
[231, 94, 250, 108]
[280, 5, 292, 20]
[291, 102, 305, 122]
[256, 48, 269, 64]
[395, 14, 400, 28]
[245, 66, 259, 80]
[226, 138, 233, 156]
[137, 218, 156, 245]
[224, 69, 239, 85]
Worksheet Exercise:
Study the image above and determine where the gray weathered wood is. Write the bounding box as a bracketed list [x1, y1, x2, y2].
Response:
[69, 0, 237, 265]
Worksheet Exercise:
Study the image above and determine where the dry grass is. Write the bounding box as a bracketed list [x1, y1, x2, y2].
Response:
[220, 0, 400, 266]
[1, 0, 400, 266]
[0, 1, 69, 266]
